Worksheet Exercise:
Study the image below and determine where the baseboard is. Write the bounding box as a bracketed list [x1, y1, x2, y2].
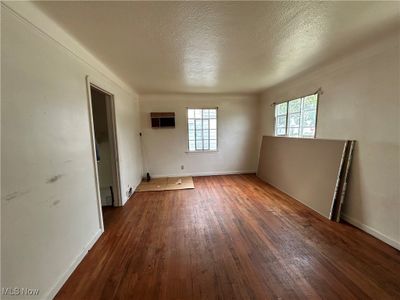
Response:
[45, 229, 103, 300]
[341, 214, 400, 250]
[149, 170, 256, 178]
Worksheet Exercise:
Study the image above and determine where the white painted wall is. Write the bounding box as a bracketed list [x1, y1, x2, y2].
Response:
[259, 30, 400, 249]
[140, 94, 260, 177]
[1, 4, 142, 300]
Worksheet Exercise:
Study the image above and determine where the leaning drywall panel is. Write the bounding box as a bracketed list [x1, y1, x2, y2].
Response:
[257, 136, 347, 218]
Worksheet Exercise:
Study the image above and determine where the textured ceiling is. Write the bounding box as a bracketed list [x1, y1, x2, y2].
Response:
[34, 1, 399, 94]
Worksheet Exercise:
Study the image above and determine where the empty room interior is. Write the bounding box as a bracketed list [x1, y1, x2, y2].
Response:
[1, 1, 400, 299]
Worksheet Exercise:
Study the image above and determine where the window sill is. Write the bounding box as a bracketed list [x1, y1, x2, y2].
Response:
[185, 150, 219, 154]
[274, 135, 315, 139]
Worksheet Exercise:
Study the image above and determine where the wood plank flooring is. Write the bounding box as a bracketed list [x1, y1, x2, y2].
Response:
[55, 175, 400, 299]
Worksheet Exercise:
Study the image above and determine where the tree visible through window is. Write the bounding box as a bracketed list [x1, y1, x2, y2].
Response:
[274, 94, 318, 138]
[187, 108, 217, 151]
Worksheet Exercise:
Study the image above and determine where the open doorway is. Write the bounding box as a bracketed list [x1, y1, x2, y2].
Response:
[88, 82, 122, 230]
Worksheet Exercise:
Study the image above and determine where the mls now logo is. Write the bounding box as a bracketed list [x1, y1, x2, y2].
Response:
[2, 287, 40, 296]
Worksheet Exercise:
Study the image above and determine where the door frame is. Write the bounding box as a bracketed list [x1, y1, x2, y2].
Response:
[86, 76, 123, 231]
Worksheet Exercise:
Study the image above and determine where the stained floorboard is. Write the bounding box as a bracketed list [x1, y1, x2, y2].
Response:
[56, 175, 400, 299]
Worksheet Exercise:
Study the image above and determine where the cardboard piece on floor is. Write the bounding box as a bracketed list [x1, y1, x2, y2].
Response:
[136, 178, 167, 192]
[165, 177, 194, 190]
[136, 176, 194, 192]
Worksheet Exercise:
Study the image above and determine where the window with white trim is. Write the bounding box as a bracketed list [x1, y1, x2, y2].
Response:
[274, 93, 318, 138]
[187, 108, 217, 152]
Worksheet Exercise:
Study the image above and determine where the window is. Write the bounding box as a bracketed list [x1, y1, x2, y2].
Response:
[274, 93, 318, 138]
[187, 108, 217, 151]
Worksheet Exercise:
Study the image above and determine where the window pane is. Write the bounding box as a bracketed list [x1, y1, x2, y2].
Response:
[288, 113, 300, 127]
[302, 127, 315, 138]
[203, 139, 209, 150]
[303, 95, 318, 111]
[276, 115, 286, 127]
[275, 102, 287, 116]
[195, 119, 202, 130]
[274, 94, 318, 139]
[196, 130, 202, 140]
[302, 110, 316, 127]
[275, 127, 286, 136]
[210, 140, 217, 150]
[196, 140, 203, 150]
[188, 119, 195, 130]
[288, 98, 301, 113]
[210, 129, 217, 140]
[188, 108, 218, 151]
[209, 109, 217, 118]
[210, 119, 217, 129]
[189, 141, 195, 151]
[188, 130, 195, 141]
[195, 109, 202, 118]
[288, 127, 300, 137]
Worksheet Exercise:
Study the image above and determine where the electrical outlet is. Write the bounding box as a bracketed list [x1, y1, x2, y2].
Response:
[181, 165, 184, 170]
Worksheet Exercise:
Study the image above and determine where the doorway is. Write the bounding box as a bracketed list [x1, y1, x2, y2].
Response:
[88, 82, 121, 230]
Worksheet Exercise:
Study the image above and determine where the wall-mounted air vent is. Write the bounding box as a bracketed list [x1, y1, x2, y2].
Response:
[151, 112, 175, 128]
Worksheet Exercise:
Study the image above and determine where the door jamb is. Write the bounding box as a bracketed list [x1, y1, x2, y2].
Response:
[85, 76, 123, 232]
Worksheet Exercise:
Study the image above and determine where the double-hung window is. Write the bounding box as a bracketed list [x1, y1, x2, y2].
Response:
[187, 108, 217, 152]
[274, 93, 318, 138]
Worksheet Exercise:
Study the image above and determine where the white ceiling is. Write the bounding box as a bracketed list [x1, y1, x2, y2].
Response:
[34, 1, 399, 94]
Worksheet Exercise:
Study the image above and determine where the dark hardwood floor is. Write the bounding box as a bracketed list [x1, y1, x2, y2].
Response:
[56, 175, 400, 299]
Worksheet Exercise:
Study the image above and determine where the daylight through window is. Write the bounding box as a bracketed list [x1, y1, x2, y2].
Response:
[274, 94, 318, 138]
[187, 108, 217, 151]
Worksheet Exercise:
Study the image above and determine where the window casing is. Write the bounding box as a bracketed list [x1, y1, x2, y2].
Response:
[187, 108, 217, 152]
[274, 93, 318, 138]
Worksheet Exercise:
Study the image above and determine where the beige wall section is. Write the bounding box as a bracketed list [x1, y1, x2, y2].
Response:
[1, 5, 142, 300]
[259, 30, 400, 249]
[140, 94, 260, 177]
